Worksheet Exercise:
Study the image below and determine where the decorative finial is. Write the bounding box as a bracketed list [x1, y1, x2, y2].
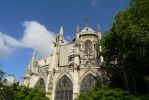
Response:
[31, 49, 36, 63]
[58, 26, 64, 43]
[97, 24, 101, 32]
[97, 24, 102, 39]
[76, 24, 80, 33]
[59, 26, 64, 35]
[33, 49, 36, 57]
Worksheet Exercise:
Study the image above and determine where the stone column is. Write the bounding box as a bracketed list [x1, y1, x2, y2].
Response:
[73, 48, 80, 99]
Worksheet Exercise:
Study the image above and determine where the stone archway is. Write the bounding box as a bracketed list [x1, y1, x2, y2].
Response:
[55, 75, 73, 100]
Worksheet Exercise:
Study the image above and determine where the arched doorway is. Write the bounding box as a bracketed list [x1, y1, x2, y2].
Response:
[55, 75, 73, 100]
[80, 74, 98, 93]
[36, 78, 46, 91]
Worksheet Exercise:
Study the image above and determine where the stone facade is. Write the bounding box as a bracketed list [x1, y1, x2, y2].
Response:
[23, 25, 106, 100]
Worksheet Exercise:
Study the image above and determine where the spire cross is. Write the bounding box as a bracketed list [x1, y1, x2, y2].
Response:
[84, 17, 89, 27]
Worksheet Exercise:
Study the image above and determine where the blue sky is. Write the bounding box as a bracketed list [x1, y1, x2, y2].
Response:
[0, 0, 129, 82]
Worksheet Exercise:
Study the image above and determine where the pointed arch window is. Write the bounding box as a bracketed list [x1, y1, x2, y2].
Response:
[36, 78, 45, 91]
[84, 40, 92, 54]
[80, 74, 97, 93]
[55, 75, 73, 100]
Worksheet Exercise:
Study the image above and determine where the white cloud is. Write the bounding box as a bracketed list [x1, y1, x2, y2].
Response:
[0, 32, 22, 58]
[0, 34, 12, 58]
[21, 21, 55, 55]
[0, 32, 22, 47]
[0, 20, 68, 59]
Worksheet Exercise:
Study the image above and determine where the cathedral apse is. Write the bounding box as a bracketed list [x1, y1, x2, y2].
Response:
[23, 24, 105, 100]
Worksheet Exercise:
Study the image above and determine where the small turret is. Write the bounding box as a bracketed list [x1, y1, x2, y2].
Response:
[28, 49, 37, 73]
[23, 50, 36, 87]
[97, 24, 103, 63]
[54, 26, 64, 46]
[75, 24, 80, 43]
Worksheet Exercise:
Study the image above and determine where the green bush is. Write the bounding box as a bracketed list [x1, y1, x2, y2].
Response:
[77, 86, 140, 100]
[14, 86, 49, 100]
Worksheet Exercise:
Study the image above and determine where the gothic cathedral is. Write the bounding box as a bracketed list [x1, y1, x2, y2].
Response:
[23, 24, 106, 100]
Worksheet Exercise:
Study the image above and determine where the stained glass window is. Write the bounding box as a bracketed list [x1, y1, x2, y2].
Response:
[84, 40, 92, 54]
[55, 75, 73, 100]
[36, 78, 45, 91]
[80, 74, 97, 93]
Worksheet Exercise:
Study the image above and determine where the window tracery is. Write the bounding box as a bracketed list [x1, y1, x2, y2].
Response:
[84, 40, 92, 54]
[55, 75, 73, 100]
[80, 74, 97, 93]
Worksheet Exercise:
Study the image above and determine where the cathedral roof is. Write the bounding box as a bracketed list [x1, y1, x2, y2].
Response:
[81, 26, 95, 34]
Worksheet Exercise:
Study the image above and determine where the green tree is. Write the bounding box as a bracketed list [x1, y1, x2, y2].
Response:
[0, 68, 49, 100]
[0, 68, 5, 86]
[1, 85, 14, 100]
[101, 0, 149, 94]
[14, 86, 49, 100]
[0, 68, 7, 99]
[77, 86, 139, 100]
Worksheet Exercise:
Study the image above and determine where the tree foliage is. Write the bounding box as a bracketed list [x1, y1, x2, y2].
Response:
[0, 69, 6, 99]
[77, 86, 140, 100]
[101, 0, 149, 94]
[14, 86, 49, 100]
[0, 68, 48, 100]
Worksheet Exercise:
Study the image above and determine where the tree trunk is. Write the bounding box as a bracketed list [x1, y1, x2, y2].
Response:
[123, 71, 130, 93]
